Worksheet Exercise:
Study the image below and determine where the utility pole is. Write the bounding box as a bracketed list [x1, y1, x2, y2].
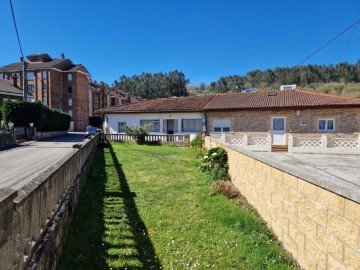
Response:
[22, 59, 27, 101]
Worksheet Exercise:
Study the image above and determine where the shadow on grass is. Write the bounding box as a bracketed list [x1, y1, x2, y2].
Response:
[58, 144, 161, 269]
[107, 144, 162, 269]
[57, 144, 108, 270]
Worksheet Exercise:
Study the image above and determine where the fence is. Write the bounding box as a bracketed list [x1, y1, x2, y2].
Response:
[218, 132, 272, 152]
[101, 133, 191, 146]
[218, 132, 360, 154]
[289, 133, 360, 154]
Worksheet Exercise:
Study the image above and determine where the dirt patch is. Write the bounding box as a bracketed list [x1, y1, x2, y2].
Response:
[213, 180, 248, 205]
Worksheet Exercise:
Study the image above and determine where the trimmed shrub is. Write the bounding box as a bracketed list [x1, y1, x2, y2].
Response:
[2, 100, 70, 131]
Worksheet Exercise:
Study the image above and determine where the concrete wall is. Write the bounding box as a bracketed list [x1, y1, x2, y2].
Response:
[0, 135, 98, 270]
[35, 131, 68, 141]
[0, 132, 16, 148]
[205, 136, 360, 270]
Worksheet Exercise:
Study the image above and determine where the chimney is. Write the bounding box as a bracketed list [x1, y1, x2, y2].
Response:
[11, 74, 19, 87]
[20, 57, 24, 62]
[61, 53, 65, 59]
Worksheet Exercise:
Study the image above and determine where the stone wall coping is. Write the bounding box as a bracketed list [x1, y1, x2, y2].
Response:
[207, 136, 360, 204]
[0, 187, 18, 206]
[13, 139, 91, 206]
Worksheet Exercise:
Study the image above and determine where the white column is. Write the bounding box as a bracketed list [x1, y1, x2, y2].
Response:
[288, 134, 293, 152]
[321, 134, 328, 148]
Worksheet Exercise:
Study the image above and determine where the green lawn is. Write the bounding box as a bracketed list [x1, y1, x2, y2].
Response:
[57, 143, 298, 270]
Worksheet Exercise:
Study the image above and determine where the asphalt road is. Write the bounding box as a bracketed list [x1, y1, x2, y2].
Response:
[0, 133, 86, 190]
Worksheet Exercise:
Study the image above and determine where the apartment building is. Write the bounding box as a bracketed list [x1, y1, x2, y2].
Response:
[0, 53, 90, 131]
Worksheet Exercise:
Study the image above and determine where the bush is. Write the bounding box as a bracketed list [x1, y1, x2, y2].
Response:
[2, 100, 70, 131]
[199, 147, 229, 181]
[123, 125, 150, 144]
[190, 132, 205, 148]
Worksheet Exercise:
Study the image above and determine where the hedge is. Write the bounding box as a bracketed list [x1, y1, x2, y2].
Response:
[1, 99, 70, 132]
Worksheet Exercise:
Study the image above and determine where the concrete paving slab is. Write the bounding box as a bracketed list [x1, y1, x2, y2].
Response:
[224, 141, 360, 203]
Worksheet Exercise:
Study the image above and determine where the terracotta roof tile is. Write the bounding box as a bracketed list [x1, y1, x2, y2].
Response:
[96, 95, 217, 113]
[96, 90, 360, 114]
[204, 90, 360, 110]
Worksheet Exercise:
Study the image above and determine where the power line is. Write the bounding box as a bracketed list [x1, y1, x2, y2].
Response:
[9, 0, 24, 58]
[338, 20, 360, 62]
[296, 18, 360, 67]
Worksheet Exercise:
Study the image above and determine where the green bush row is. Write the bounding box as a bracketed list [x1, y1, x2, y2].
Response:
[1, 99, 70, 131]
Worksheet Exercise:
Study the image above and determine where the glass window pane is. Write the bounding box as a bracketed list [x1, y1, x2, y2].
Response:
[27, 72, 35, 80]
[273, 118, 285, 130]
[327, 120, 334, 130]
[318, 120, 326, 130]
[214, 127, 221, 132]
[223, 127, 230, 132]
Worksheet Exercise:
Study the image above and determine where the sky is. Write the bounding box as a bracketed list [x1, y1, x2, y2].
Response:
[1, 0, 360, 86]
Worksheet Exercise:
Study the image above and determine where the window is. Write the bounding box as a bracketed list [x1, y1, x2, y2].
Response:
[140, 119, 160, 132]
[68, 74, 72, 81]
[27, 84, 35, 92]
[42, 83, 47, 92]
[181, 119, 202, 132]
[118, 122, 126, 133]
[68, 86, 72, 94]
[0, 73, 3, 79]
[42, 70, 47, 79]
[42, 96, 47, 105]
[27, 72, 35, 80]
[111, 96, 115, 106]
[318, 119, 335, 132]
[68, 110, 73, 117]
[68, 98, 73, 107]
[212, 119, 231, 133]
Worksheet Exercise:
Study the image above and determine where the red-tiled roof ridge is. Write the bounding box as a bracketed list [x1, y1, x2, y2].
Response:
[293, 89, 360, 102]
[95, 94, 218, 114]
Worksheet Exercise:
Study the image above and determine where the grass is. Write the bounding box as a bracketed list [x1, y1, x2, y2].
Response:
[57, 143, 298, 270]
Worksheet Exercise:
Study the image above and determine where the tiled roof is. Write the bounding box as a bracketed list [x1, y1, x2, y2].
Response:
[0, 79, 23, 96]
[204, 90, 360, 110]
[96, 95, 217, 113]
[0, 55, 89, 74]
[96, 90, 360, 114]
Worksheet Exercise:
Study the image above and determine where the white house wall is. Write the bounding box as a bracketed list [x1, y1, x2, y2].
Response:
[106, 112, 204, 135]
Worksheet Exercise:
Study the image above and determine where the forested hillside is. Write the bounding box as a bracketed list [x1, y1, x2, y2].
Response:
[205, 61, 360, 98]
[111, 70, 189, 99]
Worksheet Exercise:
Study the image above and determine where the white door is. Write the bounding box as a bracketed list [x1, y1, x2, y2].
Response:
[271, 117, 286, 145]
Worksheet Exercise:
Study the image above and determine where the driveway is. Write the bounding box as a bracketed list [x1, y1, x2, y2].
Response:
[0, 133, 86, 190]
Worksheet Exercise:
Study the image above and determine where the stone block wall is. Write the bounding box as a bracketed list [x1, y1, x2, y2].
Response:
[0, 135, 98, 269]
[0, 132, 16, 148]
[206, 107, 360, 134]
[205, 137, 360, 270]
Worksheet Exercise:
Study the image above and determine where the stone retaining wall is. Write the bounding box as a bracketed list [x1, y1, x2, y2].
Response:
[0, 135, 99, 270]
[205, 136, 360, 270]
[0, 132, 16, 148]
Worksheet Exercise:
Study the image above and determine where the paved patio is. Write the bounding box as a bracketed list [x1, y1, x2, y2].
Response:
[229, 143, 360, 203]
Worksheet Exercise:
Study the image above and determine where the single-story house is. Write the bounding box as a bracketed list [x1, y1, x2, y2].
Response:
[97, 95, 215, 136]
[0, 79, 24, 104]
[96, 90, 360, 145]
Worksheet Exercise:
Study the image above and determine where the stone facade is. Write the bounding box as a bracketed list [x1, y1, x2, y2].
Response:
[205, 137, 360, 270]
[206, 107, 360, 134]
